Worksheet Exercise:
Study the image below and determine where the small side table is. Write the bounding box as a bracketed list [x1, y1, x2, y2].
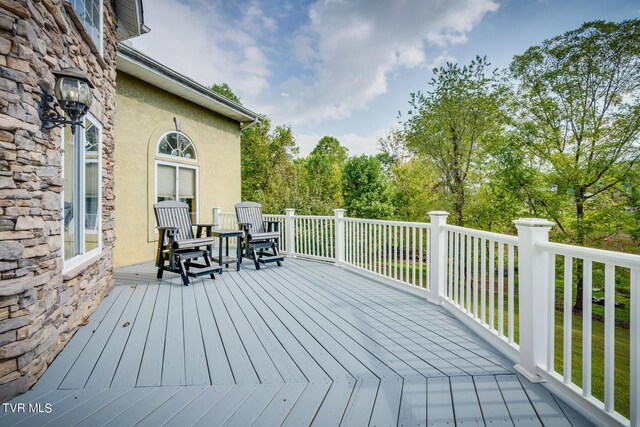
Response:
[211, 229, 243, 272]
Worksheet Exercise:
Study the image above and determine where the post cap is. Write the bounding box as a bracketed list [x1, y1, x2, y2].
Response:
[334, 208, 345, 216]
[428, 211, 449, 217]
[513, 218, 555, 228]
[285, 208, 295, 213]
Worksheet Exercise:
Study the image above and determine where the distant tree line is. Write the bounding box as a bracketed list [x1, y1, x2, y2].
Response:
[212, 19, 640, 257]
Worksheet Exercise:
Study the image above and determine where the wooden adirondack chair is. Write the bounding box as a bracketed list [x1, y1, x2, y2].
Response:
[154, 200, 221, 285]
[235, 201, 284, 270]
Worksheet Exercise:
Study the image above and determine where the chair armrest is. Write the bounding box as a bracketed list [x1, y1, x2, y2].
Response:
[157, 226, 179, 237]
[193, 223, 215, 228]
[237, 222, 252, 230]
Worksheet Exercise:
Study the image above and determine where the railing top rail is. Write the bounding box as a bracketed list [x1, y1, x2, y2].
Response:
[537, 241, 640, 270]
[264, 214, 286, 218]
[292, 215, 335, 220]
[442, 224, 518, 245]
[344, 217, 431, 228]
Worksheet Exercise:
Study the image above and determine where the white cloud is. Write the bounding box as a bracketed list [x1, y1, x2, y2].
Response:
[132, 0, 274, 98]
[295, 129, 387, 157]
[277, 0, 499, 124]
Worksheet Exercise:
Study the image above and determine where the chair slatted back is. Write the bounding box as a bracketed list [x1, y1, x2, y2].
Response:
[154, 200, 194, 244]
[235, 202, 265, 235]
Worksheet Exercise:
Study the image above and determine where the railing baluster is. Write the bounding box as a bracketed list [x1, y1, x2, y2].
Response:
[498, 242, 504, 337]
[466, 234, 472, 312]
[474, 236, 479, 318]
[604, 263, 615, 412]
[448, 231, 453, 298]
[508, 243, 515, 343]
[419, 228, 423, 288]
[412, 227, 416, 285]
[489, 240, 495, 330]
[563, 256, 572, 384]
[481, 238, 486, 324]
[454, 232, 460, 305]
[631, 268, 639, 426]
[394, 225, 398, 280]
[548, 253, 556, 372]
[406, 226, 410, 284]
[582, 260, 592, 398]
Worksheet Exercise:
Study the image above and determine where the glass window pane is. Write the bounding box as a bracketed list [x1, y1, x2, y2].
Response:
[178, 168, 196, 223]
[64, 126, 76, 260]
[158, 132, 196, 160]
[84, 118, 99, 252]
[157, 165, 176, 199]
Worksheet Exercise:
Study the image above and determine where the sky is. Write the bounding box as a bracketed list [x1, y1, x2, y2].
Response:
[132, 0, 639, 156]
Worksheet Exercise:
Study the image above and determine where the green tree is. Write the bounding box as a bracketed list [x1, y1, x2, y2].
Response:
[510, 20, 640, 310]
[342, 155, 394, 219]
[210, 82, 241, 104]
[303, 136, 348, 212]
[210, 83, 301, 213]
[403, 56, 506, 226]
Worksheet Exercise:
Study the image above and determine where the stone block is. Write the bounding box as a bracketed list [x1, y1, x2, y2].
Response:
[0, 330, 16, 347]
[0, 374, 28, 402]
[1, 1, 31, 19]
[0, 38, 10, 55]
[22, 244, 49, 258]
[0, 359, 17, 378]
[0, 315, 29, 334]
[0, 274, 33, 296]
[0, 176, 16, 189]
[0, 371, 21, 385]
[0, 337, 35, 359]
[15, 215, 44, 230]
[0, 241, 24, 261]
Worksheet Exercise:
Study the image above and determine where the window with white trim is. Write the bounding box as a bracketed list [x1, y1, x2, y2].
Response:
[63, 115, 102, 266]
[67, 0, 103, 53]
[156, 132, 198, 223]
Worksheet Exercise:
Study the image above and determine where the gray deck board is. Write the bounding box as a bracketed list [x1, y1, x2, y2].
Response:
[3, 258, 595, 427]
[32, 287, 124, 391]
[111, 283, 159, 387]
[136, 282, 170, 387]
[450, 376, 485, 426]
[227, 276, 330, 382]
[250, 382, 307, 426]
[58, 285, 136, 389]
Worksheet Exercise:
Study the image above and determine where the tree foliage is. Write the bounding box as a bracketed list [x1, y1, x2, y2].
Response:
[403, 56, 507, 226]
[342, 155, 394, 219]
[510, 19, 640, 245]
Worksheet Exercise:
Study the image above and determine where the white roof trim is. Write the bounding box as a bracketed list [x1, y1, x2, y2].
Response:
[116, 43, 261, 126]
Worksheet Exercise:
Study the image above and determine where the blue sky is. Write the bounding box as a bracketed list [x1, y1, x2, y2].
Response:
[133, 0, 639, 156]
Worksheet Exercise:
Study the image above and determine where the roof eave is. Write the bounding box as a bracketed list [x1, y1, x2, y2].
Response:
[116, 43, 261, 126]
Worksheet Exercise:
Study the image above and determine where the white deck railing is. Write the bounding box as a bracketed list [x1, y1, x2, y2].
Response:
[214, 207, 638, 427]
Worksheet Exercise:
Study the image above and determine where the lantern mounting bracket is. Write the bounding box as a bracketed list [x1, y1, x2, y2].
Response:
[38, 91, 86, 134]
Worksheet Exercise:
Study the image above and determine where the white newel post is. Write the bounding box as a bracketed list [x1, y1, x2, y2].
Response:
[513, 218, 554, 382]
[428, 211, 449, 303]
[334, 209, 345, 266]
[285, 208, 295, 257]
[213, 207, 221, 230]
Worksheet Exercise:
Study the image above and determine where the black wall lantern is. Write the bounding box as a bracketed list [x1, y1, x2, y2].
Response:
[38, 67, 94, 134]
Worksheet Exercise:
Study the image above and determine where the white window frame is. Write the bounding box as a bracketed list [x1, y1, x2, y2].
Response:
[154, 160, 200, 224]
[66, 0, 104, 57]
[61, 113, 103, 273]
[155, 130, 198, 163]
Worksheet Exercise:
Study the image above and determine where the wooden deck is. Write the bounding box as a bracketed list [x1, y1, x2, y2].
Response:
[1, 258, 592, 426]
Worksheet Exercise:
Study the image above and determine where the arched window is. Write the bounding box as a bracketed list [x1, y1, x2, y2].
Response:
[158, 131, 197, 160]
[156, 132, 198, 222]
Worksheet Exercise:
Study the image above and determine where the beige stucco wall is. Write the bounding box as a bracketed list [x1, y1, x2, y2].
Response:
[114, 72, 242, 267]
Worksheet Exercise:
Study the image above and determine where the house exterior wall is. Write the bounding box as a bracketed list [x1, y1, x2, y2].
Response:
[0, 0, 119, 400]
[114, 72, 242, 268]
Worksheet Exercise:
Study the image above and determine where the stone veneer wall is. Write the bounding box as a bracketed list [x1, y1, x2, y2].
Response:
[0, 0, 118, 400]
